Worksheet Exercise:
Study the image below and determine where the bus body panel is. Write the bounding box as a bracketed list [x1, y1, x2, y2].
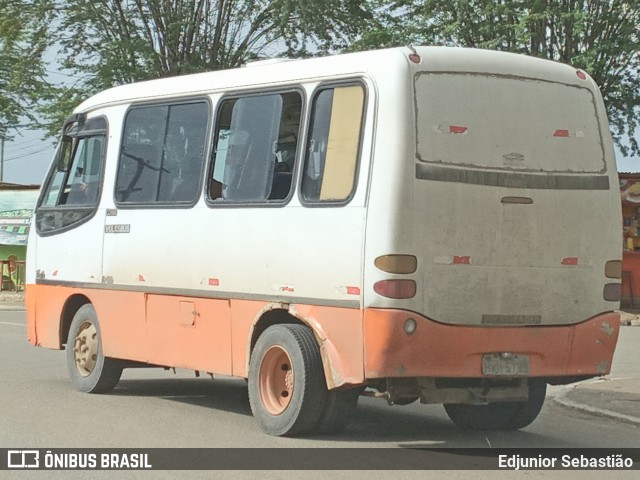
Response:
[363, 309, 620, 379]
[362, 48, 621, 332]
[26, 46, 621, 398]
[26, 283, 366, 387]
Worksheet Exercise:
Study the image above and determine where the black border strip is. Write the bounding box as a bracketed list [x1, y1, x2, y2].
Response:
[415, 163, 610, 190]
[34, 279, 360, 309]
[2, 448, 639, 470]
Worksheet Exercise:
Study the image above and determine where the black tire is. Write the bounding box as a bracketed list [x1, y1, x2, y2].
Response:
[316, 386, 361, 434]
[444, 379, 547, 431]
[66, 304, 123, 393]
[248, 324, 328, 436]
[505, 379, 547, 429]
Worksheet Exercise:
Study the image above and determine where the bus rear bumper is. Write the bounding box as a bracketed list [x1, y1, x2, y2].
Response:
[363, 309, 620, 383]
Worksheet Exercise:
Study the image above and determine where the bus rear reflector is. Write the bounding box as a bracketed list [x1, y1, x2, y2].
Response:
[375, 255, 417, 274]
[603, 284, 620, 302]
[374, 280, 416, 299]
[453, 256, 471, 265]
[553, 129, 570, 137]
[605, 260, 622, 279]
[449, 125, 468, 134]
[561, 257, 578, 265]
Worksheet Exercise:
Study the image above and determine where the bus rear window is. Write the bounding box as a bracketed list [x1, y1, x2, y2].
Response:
[414, 73, 605, 174]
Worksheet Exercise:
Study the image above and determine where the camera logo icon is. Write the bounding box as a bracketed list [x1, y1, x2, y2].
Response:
[7, 450, 39, 468]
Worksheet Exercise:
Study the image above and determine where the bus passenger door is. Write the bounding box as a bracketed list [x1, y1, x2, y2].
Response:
[100, 100, 233, 374]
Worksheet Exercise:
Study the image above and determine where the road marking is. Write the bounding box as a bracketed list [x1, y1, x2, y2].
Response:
[0, 321, 24, 327]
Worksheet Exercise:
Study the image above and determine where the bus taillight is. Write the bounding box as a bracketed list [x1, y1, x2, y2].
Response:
[374, 280, 417, 299]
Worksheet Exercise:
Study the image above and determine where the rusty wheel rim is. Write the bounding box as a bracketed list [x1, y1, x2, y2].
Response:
[73, 321, 98, 377]
[259, 346, 294, 415]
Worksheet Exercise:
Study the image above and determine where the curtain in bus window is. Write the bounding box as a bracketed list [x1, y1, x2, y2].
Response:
[221, 95, 283, 202]
[302, 85, 364, 203]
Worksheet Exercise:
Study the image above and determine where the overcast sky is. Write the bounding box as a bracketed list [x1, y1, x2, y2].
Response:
[1, 45, 75, 186]
[2, 128, 55, 185]
[1, 50, 639, 186]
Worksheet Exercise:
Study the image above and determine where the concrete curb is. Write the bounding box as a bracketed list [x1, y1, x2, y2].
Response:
[0, 305, 25, 311]
[552, 382, 640, 427]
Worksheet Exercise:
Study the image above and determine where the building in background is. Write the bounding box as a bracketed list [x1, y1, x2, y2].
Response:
[620, 173, 640, 307]
[0, 182, 40, 291]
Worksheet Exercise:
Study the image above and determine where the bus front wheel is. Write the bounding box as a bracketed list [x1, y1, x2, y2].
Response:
[443, 379, 546, 430]
[248, 324, 328, 436]
[66, 304, 123, 393]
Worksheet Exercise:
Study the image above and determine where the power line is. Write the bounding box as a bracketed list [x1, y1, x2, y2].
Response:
[44, 68, 87, 80]
[3, 146, 53, 162]
[4, 139, 47, 152]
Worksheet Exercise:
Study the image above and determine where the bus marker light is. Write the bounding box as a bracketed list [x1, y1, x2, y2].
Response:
[453, 256, 471, 265]
[137, 274, 146, 282]
[553, 129, 570, 137]
[374, 280, 416, 299]
[409, 53, 421, 64]
[605, 260, 622, 279]
[561, 257, 578, 265]
[346, 286, 361, 295]
[603, 284, 620, 302]
[375, 255, 417, 274]
[432, 125, 469, 135]
[449, 125, 468, 134]
[208, 278, 220, 286]
[576, 70, 587, 80]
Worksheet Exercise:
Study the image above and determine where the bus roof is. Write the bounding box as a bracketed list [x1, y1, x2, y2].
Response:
[76, 46, 594, 113]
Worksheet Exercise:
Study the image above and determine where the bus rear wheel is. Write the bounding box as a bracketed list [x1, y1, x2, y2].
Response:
[316, 386, 361, 434]
[66, 304, 123, 393]
[443, 379, 546, 430]
[248, 324, 327, 436]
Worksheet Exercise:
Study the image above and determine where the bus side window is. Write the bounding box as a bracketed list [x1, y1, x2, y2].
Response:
[64, 137, 105, 206]
[208, 91, 301, 203]
[36, 116, 109, 234]
[41, 138, 72, 207]
[115, 101, 209, 205]
[301, 84, 365, 204]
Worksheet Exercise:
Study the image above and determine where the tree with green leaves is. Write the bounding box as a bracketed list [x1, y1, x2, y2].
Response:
[40, 0, 371, 133]
[355, 0, 640, 157]
[0, 0, 53, 140]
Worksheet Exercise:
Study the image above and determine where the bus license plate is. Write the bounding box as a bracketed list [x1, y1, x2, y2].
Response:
[482, 354, 530, 376]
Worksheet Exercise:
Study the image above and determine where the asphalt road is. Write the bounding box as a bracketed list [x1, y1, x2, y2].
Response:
[1, 309, 638, 479]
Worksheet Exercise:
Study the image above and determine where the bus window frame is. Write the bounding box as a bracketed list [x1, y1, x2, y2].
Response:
[298, 79, 368, 209]
[204, 86, 306, 209]
[113, 96, 213, 210]
[35, 115, 109, 237]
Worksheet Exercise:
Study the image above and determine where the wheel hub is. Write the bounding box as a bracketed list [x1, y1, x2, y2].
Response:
[73, 321, 98, 377]
[259, 346, 294, 415]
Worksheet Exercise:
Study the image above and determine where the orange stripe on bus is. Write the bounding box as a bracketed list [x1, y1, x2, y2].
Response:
[26, 284, 365, 388]
[363, 309, 619, 379]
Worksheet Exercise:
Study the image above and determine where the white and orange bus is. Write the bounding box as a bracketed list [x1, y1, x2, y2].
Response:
[27, 46, 622, 436]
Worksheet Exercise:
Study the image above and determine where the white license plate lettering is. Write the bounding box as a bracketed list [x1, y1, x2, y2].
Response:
[482, 354, 530, 376]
